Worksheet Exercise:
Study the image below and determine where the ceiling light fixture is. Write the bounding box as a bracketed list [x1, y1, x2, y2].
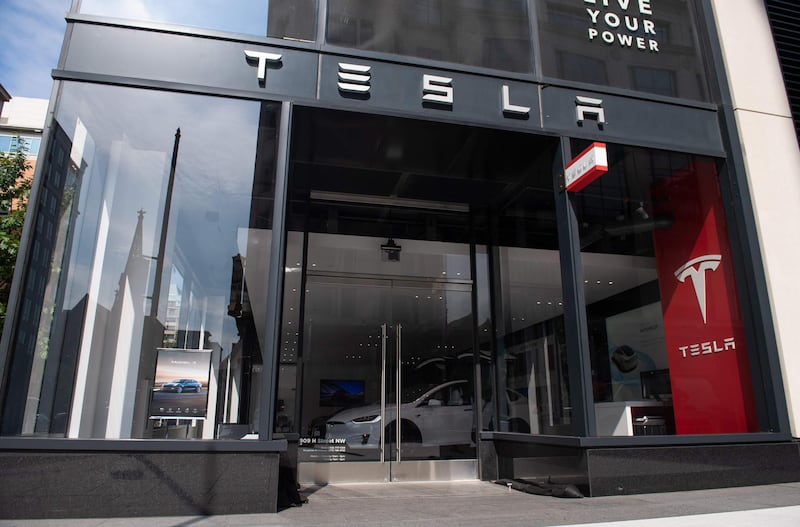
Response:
[381, 238, 402, 261]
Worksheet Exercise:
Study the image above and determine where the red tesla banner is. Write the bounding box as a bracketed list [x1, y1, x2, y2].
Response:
[651, 160, 758, 434]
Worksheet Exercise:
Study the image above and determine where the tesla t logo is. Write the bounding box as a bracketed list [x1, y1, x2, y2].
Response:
[674, 254, 722, 324]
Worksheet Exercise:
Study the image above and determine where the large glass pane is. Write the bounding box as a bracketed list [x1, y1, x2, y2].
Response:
[283, 107, 566, 455]
[537, 0, 710, 101]
[298, 275, 390, 464]
[490, 247, 569, 435]
[486, 142, 571, 436]
[296, 234, 475, 467]
[274, 231, 305, 435]
[79, 0, 318, 41]
[326, 0, 533, 73]
[572, 141, 759, 436]
[0, 83, 280, 439]
[395, 283, 475, 461]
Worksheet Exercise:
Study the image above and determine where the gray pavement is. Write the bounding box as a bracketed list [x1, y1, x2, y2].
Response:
[1, 481, 799, 527]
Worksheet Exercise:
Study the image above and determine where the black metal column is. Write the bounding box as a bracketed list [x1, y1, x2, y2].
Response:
[554, 137, 596, 437]
[259, 101, 293, 441]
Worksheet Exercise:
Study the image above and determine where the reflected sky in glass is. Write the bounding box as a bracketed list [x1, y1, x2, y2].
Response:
[54, 83, 261, 310]
[80, 0, 268, 35]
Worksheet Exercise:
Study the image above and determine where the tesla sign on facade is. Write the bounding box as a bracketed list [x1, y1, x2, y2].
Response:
[652, 161, 758, 434]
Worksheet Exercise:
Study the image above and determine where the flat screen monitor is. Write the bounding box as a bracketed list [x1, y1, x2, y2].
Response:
[319, 379, 365, 407]
[640, 369, 672, 402]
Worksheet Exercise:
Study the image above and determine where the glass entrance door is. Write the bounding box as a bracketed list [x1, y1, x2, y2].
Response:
[296, 235, 477, 483]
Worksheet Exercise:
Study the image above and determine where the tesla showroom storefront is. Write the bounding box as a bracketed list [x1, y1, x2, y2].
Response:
[0, 0, 797, 518]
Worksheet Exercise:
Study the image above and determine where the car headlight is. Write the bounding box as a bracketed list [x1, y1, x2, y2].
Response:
[352, 414, 381, 423]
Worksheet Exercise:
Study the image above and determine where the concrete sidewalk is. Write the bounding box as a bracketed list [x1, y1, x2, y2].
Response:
[1, 481, 799, 527]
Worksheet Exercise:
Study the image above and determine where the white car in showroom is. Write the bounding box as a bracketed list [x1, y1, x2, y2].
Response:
[323, 380, 531, 448]
[323, 380, 472, 447]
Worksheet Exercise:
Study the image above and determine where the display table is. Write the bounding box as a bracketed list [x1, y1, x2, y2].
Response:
[595, 400, 674, 436]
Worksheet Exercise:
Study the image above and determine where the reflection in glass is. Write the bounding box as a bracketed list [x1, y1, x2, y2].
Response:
[490, 247, 569, 435]
[486, 145, 571, 435]
[79, 0, 318, 41]
[538, 0, 709, 100]
[274, 231, 304, 435]
[326, 0, 533, 73]
[0, 83, 280, 439]
[630, 66, 677, 98]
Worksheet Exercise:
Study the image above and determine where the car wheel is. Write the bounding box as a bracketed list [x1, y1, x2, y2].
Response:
[509, 418, 530, 433]
[385, 420, 422, 444]
[176, 386, 183, 393]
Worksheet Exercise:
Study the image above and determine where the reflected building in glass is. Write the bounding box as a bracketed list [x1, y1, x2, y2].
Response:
[0, 0, 799, 519]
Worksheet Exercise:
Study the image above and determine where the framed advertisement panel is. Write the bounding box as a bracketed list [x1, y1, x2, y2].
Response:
[149, 348, 212, 419]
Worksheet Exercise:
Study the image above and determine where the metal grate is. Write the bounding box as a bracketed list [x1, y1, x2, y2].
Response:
[764, 0, 800, 143]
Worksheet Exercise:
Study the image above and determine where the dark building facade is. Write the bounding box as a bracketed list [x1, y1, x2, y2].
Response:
[1, 0, 799, 518]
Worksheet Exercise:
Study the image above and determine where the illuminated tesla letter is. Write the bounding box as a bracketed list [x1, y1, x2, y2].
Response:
[338, 63, 371, 94]
[576, 96, 606, 125]
[422, 75, 454, 105]
[244, 50, 283, 82]
[502, 85, 530, 116]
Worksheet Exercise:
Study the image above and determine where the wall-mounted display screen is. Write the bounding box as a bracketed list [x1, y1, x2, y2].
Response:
[319, 379, 365, 407]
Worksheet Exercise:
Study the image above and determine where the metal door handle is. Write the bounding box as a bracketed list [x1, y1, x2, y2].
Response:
[380, 323, 387, 463]
[396, 323, 402, 462]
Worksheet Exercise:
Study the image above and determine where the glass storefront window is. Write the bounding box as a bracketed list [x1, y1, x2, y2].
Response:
[326, 0, 534, 73]
[571, 142, 759, 436]
[537, 0, 710, 101]
[489, 246, 570, 435]
[79, 0, 318, 41]
[274, 231, 304, 435]
[0, 83, 281, 439]
[485, 142, 572, 435]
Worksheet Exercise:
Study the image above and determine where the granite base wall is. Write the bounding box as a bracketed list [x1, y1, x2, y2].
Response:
[0, 450, 281, 519]
[481, 437, 800, 497]
[586, 442, 800, 496]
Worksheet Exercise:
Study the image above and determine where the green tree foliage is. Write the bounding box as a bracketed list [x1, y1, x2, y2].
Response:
[0, 137, 32, 329]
